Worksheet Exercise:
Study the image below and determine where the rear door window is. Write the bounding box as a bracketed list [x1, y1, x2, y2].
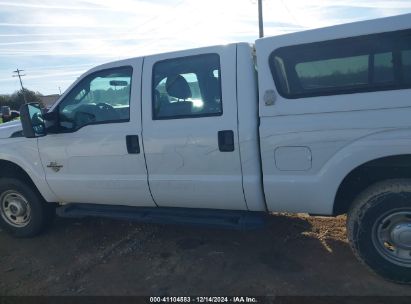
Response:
[152, 54, 222, 120]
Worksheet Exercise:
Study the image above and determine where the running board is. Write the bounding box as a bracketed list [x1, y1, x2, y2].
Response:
[57, 204, 267, 230]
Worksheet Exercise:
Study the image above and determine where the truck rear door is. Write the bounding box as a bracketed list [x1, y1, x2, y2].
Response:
[141, 45, 247, 210]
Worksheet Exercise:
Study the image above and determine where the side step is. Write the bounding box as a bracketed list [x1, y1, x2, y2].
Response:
[57, 204, 267, 230]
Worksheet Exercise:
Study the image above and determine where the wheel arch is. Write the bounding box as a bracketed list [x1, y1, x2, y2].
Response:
[0, 159, 46, 199]
[333, 154, 411, 215]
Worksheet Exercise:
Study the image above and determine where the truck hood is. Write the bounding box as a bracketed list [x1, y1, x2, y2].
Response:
[0, 120, 22, 139]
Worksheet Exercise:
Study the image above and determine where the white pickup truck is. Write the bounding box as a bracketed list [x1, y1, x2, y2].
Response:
[1, 13, 411, 283]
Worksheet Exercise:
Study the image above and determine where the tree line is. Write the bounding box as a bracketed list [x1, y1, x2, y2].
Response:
[0, 89, 44, 111]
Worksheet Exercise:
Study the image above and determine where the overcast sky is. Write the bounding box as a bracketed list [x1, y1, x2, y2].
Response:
[0, 0, 411, 95]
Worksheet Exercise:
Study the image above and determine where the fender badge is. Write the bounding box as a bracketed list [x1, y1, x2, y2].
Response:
[47, 162, 63, 172]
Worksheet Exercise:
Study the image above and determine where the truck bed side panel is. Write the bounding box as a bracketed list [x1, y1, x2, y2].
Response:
[255, 13, 411, 214]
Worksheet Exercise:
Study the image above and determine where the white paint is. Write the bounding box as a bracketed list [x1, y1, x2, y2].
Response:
[236, 43, 266, 211]
[141, 45, 247, 210]
[38, 58, 156, 207]
[0, 120, 21, 139]
[274, 147, 312, 171]
[256, 13, 411, 214]
[0, 13, 410, 216]
[0, 138, 58, 202]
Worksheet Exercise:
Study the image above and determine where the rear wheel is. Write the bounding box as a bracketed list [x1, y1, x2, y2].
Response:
[0, 178, 55, 238]
[347, 179, 411, 283]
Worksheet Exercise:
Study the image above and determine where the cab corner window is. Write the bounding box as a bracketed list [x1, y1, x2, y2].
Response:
[58, 66, 132, 131]
[152, 54, 222, 120]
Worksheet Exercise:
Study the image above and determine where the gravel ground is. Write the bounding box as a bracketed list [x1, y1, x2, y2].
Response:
[0, 213, 410, 296]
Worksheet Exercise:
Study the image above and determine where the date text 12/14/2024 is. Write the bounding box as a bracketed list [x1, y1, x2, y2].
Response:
[150, 297, 258, 303]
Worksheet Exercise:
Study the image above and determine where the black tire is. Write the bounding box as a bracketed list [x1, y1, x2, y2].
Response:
[347, 179, 411, 283]
[0, 178, 55, 238]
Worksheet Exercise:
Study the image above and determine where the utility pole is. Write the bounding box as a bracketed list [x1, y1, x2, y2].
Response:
[258, 0, 264, 38]
[58, 86, 62, 95]
[12, 69, 27, 103]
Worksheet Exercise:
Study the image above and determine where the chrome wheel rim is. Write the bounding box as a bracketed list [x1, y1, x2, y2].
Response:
[0, 190, 31, 227]
[372, 210, 411, 267]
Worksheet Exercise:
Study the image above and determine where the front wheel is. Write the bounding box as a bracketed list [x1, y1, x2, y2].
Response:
[347, 179, 411, 283]
[0, 178, 55, 238]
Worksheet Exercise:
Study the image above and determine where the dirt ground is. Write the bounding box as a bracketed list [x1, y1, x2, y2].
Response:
[0, 213, 411, 296]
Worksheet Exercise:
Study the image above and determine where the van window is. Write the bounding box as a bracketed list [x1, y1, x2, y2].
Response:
[270, 29, 411, 99]
[152, 54, 222, 120]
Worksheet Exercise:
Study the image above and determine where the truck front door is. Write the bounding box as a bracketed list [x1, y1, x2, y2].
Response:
[142, 46, 247, 210]
[38, 60, 156, 207]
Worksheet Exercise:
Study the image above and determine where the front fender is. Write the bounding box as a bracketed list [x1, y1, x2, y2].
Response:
[0, 138, 58, 202]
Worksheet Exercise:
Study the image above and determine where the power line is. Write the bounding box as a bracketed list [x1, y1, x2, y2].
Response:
[12, 68, 27, 103]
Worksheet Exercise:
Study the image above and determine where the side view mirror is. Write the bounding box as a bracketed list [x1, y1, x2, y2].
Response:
[19, 103, 47, 138]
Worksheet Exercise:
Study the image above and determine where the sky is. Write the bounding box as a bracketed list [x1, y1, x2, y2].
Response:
[0, 0, 411, 95]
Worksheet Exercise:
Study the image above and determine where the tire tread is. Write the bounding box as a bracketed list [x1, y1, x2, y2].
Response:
[347, 179, 411, 283]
